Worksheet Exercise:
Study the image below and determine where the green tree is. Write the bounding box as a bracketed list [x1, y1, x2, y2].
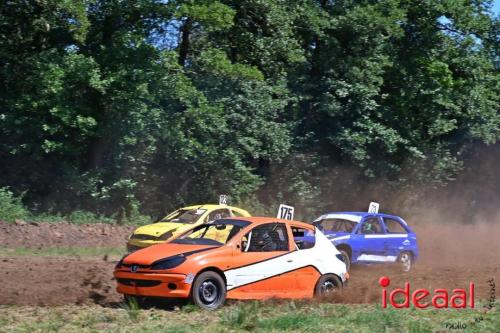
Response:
[0, 0, 498, 220]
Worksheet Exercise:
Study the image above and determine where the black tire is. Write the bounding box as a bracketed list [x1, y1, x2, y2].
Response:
[314, 274, 343, 297]
[339, 249, 351, 272]
[191, 271, 226, 310]
[398, 251, 413, 272]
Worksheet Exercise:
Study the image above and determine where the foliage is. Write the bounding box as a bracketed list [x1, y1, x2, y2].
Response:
[0, 188, 28, 222]
[0, 0, 498, 218]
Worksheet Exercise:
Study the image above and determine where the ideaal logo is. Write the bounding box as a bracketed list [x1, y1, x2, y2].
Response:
[379, 276, 475, 309]
[379, 276, 496, 330]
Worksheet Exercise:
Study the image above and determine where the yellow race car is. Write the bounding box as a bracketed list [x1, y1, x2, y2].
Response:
[127, 204, 251, 252]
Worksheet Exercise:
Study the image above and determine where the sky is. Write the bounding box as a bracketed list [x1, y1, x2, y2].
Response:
[494, 0, 500, 15]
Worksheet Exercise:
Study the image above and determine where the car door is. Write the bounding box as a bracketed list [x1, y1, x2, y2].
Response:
[289, 225, 319, 297]
[227, 222, 296, 297]
[350, 217, 388, 263]
[381, 217, 410, 260]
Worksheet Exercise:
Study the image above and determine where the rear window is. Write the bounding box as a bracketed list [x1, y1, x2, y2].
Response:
[384, 218, 407, 233]
[291, 226, 315, 250]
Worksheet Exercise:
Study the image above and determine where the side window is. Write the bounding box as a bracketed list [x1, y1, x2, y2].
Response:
[242, 223, 289, 252]
[315, 218, 357, 233]
[358, 218, 384, 234]
[230, 209, 246, 217]
[319, 219, 336, 232]
[206, 209, 231, 222]
[291, 226, 315, 250]
[384, 218, 407, 233]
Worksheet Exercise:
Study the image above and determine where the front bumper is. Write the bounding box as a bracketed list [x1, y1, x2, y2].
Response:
[114, 270, 191, 298]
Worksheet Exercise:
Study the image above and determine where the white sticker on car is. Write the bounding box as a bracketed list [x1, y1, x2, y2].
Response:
[365, 234, 408, 238]
[368, 202, 380, 214]
[357, 254, 397, 262]
[219, 194, 228, 205]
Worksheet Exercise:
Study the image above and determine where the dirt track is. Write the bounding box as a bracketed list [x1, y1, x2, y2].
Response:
[0, 220, 134, 248]
[0, 256, 120, 306]
[0, 221, 499, 306]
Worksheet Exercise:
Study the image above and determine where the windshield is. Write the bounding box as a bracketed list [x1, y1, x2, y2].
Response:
[172, 220, 250, 246]
[315, 218, 357, 233]
[160, 208, 207, 224]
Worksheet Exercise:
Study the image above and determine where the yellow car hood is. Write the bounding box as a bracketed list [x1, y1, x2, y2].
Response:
[132, 222, 192, 237]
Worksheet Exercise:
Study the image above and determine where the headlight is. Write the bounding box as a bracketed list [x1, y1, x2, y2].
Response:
[157, 231, 173, 241]
[115, 254, 128, 269]
[151, 255, 186, 270]
[336, 254, 346, 263]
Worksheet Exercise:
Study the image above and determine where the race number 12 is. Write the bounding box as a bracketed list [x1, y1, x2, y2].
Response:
[219, 194, 228, 205]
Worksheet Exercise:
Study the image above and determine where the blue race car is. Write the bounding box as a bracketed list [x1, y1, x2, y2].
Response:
[311, 212, 418, 272]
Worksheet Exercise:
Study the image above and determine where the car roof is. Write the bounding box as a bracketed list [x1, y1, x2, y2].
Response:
[180, 204, 243, 210]
[228, 216, 313, 229]
[319, 211, 403, 220]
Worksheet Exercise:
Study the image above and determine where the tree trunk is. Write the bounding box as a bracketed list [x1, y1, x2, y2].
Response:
[178, 18, 192, 66]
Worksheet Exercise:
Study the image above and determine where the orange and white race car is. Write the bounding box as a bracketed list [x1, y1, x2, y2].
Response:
[114, 214, 349, 309]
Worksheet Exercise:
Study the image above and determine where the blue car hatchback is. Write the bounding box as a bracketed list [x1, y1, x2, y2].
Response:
[311, 212, 418, 272]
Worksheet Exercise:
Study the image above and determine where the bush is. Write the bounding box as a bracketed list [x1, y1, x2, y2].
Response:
[0, 187, 28, 222]
[67, 210, 115, 224]
[0, 187, 153, 225]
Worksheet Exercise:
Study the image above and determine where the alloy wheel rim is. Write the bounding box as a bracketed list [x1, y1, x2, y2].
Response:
[321, 280, 336, 294]
[199, 280, 219, 304]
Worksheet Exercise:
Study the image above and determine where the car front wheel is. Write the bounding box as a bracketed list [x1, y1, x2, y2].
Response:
[191, 271, 226, 310]
[398, 251, 413, 272]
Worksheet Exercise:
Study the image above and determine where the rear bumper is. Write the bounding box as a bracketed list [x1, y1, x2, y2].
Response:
[114, 271, 191, 298]
[341, 271, 349, 286]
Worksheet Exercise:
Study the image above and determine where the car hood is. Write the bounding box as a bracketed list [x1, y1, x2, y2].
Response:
[123, 242, 216, 265]
[132, 222, 192, 238]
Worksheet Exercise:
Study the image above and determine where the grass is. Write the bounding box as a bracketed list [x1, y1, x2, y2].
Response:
[13, 210, 152, 225]
[0, 246, 125, 258]
[0, 300, 498, 333]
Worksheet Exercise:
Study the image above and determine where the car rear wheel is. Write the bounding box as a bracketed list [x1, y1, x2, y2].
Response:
[398, 251, 413, 272]
[191, 271, 226, 310]
[315, 274, 343, 297]
[338, 249, 351, 271]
